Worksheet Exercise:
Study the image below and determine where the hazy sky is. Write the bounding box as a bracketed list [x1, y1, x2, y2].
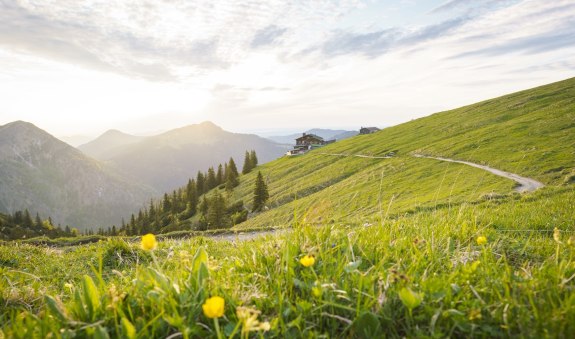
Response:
[0, 0, 574, 139]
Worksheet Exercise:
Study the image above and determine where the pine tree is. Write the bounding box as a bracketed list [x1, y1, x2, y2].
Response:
[34, 213, 43, 231]
[149, 199, 156, 220]
[129, 214, 136, 235]
[217, 164, 224, 185]
[162, 193, 171, 213]
[226, 157, 240, 189]
[199, 195, 209, 217]
[186, 179, 198, 216]
[250, 150, 258, 168]
[228, 157, 239, 178]
[23, 209, 33, 228]
[207, 190, 227, 229]
[197, 171, 206, 195]
[171, 190, 179, 214]
[242, 151, 252, 174]
[252, 171, 269, 212]
[207, 167, 217, 190]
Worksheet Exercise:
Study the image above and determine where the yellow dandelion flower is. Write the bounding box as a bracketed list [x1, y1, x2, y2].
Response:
[476, 236, 487, 245]
[202, 296, 225, 318]
[141, 233, 157, 251]
[300, 255, 315, 267]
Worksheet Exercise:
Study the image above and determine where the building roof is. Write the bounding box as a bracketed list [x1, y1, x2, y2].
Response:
[295, 133, 324, 141]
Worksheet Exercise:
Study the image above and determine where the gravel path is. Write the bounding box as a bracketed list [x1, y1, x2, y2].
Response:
[413, 154, 544, 193]
[211, 228, 285, 241]
[316, 151, 544, 193]
[214, 152, 544, 242]
[316, 152, 393, 159]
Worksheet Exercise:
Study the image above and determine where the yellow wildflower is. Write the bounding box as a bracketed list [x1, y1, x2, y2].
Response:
[202, 296, 225, 318]
[553, 227, 562, 244]
[141, 233, 157, 251]
[300, 255, 315, 267]
[476, 236, 487, 245]
[236, 306, 271, 333]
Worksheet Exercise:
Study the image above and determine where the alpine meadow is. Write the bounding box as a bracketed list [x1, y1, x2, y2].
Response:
[1, 1, 575, 338]
[1, 76, 573, 337]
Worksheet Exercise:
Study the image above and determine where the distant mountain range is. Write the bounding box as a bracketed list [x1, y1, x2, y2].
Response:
[267, 129, 358, 145]
[0, 121, 287, 230]
[78, 121, 287, 193]
[0, 121, 153, 230]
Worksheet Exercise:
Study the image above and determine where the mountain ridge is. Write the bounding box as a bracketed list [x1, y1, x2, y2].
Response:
[0, 121, 153, 230]
[78, 121, 287, 192]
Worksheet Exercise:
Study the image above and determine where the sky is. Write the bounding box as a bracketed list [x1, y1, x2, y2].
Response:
[0, 0, 574, 142]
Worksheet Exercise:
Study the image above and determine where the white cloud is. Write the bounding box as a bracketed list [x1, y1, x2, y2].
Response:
[0, 0, 573, 136]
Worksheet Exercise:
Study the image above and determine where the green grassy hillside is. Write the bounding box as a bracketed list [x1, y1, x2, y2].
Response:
[223, 77, 574, 230]
[1, 78, 575, 338]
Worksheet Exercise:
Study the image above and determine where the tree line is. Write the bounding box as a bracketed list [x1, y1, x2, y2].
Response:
[1, 150, 268, 239]
[102, 150, 267, 236]
[0, 209, 77, 240]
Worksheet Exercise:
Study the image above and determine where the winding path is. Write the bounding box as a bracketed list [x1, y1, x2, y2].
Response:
[314, 151, 544, 193]
[211, 153, 544, 242]
[316, 152, 393, 159]
[413, 154, 544, 193]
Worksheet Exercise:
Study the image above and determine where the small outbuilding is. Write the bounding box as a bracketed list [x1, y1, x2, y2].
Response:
[360, 127, 380, 135]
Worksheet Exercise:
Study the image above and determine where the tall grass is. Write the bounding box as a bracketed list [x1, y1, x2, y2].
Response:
[1, 186, 574, 337]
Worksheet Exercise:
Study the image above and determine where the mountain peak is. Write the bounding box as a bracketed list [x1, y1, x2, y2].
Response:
[101, 129, 129, 137]
[78, 129, 145, 160]
[0, 120, 59, 146]
[195, 121, 223, 130]
[2, 120, 39, 131]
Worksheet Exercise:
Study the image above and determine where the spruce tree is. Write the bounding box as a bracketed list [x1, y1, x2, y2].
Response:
[34, 213, 43, 231]
[207, 190, 227, 229]
[199, 195, 209, 217]
[23, 209, 33, 228]
[149, 199, 156, 221]
[226, 157, 240, 189]
[242, 151, 252, 174]
[207, 167, 217, 190]
[129, 214, 136, 235]
[171, 190, 179, 214]
[186, 179, 198, 216]
[217, 164, 224, 185]
[196, 171, 206, 195]
[252, 171, 269, 212]
[162, 193, 171, 213]
[228, 157, 239, 178]
[250, 150, 258, 168]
